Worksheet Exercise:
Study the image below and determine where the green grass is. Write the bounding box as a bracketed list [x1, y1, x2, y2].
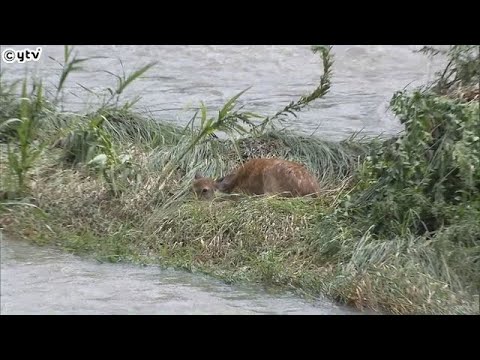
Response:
[1, 123, 478, 314]
[2, 175, 477, 314]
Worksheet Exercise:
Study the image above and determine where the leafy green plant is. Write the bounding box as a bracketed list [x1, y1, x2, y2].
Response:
[49, 45, 93, 106]
[417, 45, 480, 95]
[102, 60, 157, 108]
[256, 45, 334, 132]
[2, 79, 46, 193]
[0, 71, 22, 138]
[58, 114, 121, 193]
[347, 91, 480, 236]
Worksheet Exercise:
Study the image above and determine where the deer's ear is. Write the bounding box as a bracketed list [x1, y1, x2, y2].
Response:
[194, 172, 203, 180]
[216, 174, 234, 192]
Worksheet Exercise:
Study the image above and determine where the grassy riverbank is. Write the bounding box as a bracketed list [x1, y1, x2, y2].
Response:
[1, 45, 479, 314]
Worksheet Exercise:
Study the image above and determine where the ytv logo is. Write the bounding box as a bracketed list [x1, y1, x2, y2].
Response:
[2, 47, 43, 63]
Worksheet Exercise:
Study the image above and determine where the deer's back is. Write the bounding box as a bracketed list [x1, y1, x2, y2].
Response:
[221, 158, 320, 197]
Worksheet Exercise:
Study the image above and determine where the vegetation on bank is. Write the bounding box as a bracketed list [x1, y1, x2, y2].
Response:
[1, 45, 479, 314]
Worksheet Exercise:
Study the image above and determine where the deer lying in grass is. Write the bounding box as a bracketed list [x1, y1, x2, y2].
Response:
[192, 158, 320, 199]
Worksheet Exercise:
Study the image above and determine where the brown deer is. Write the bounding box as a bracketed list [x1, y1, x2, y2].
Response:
[192, 158, 320, 199]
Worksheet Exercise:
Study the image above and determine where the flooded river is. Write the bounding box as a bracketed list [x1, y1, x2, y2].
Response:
[1, 235, 364, 315]
[1, 45, 442, 140]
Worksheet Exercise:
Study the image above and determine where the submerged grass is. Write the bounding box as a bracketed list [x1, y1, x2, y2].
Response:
[1, 45, 479, 315]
